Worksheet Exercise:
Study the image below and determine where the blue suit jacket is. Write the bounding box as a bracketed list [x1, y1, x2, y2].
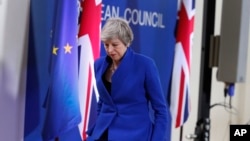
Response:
[87, 48, 170, 141]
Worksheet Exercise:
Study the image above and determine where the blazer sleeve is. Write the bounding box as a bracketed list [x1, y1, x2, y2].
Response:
[94, 59, 103, 116]
[144, 59, 170, 141]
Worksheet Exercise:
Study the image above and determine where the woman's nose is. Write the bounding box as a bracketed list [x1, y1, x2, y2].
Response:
[106, 46, 114, 52]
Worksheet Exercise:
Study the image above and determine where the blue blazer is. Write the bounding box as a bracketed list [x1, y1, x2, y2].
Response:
[87, 48, 170, 141]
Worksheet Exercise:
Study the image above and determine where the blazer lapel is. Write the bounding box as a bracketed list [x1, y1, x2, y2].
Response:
[111, 48, 133, 94]
[97, 58, 116, 104]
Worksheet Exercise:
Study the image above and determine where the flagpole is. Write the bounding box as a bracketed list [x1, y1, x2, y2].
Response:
[179, 126, 183, 141]
[194, 0, 216, 141]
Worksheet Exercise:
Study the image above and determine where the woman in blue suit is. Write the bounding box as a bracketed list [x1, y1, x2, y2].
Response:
[86, 17, 170, 141]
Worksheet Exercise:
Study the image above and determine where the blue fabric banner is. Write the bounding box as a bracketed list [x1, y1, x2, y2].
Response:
[25, 0, 82, 141]
[41, 0, 81, 140]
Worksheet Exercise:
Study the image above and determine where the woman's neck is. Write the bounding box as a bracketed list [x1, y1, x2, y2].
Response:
[112, 61, 119, 69]
[111, 62, 119, 72]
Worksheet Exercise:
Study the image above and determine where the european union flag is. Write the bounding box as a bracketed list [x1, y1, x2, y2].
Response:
[42, 0, 81, 140]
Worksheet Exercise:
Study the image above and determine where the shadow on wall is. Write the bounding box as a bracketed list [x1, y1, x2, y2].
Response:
[0, 60, 21, 140]
[0, 0, 29, 140]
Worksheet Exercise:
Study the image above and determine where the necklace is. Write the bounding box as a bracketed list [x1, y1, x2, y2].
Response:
[110, 63, 117, 73]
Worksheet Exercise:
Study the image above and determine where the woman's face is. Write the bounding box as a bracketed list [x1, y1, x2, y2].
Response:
[103, 38, 127, 62]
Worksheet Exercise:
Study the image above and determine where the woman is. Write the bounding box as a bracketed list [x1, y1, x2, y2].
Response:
[86, 17, 170, 141]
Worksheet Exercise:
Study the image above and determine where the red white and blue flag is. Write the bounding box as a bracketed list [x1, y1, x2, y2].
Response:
[170, 0, 195, 128]
[78, 0, 102, 140]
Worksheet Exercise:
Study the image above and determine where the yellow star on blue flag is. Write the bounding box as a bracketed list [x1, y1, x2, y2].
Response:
[42, 0, 81, 140]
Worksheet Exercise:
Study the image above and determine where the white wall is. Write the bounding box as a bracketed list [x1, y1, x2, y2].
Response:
[0, 0, 29, 141]
[0, 0, 249, 141]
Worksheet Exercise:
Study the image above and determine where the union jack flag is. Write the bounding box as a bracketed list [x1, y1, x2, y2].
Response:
[170, 0, 195, 128]
[78, 0, 102, 140]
